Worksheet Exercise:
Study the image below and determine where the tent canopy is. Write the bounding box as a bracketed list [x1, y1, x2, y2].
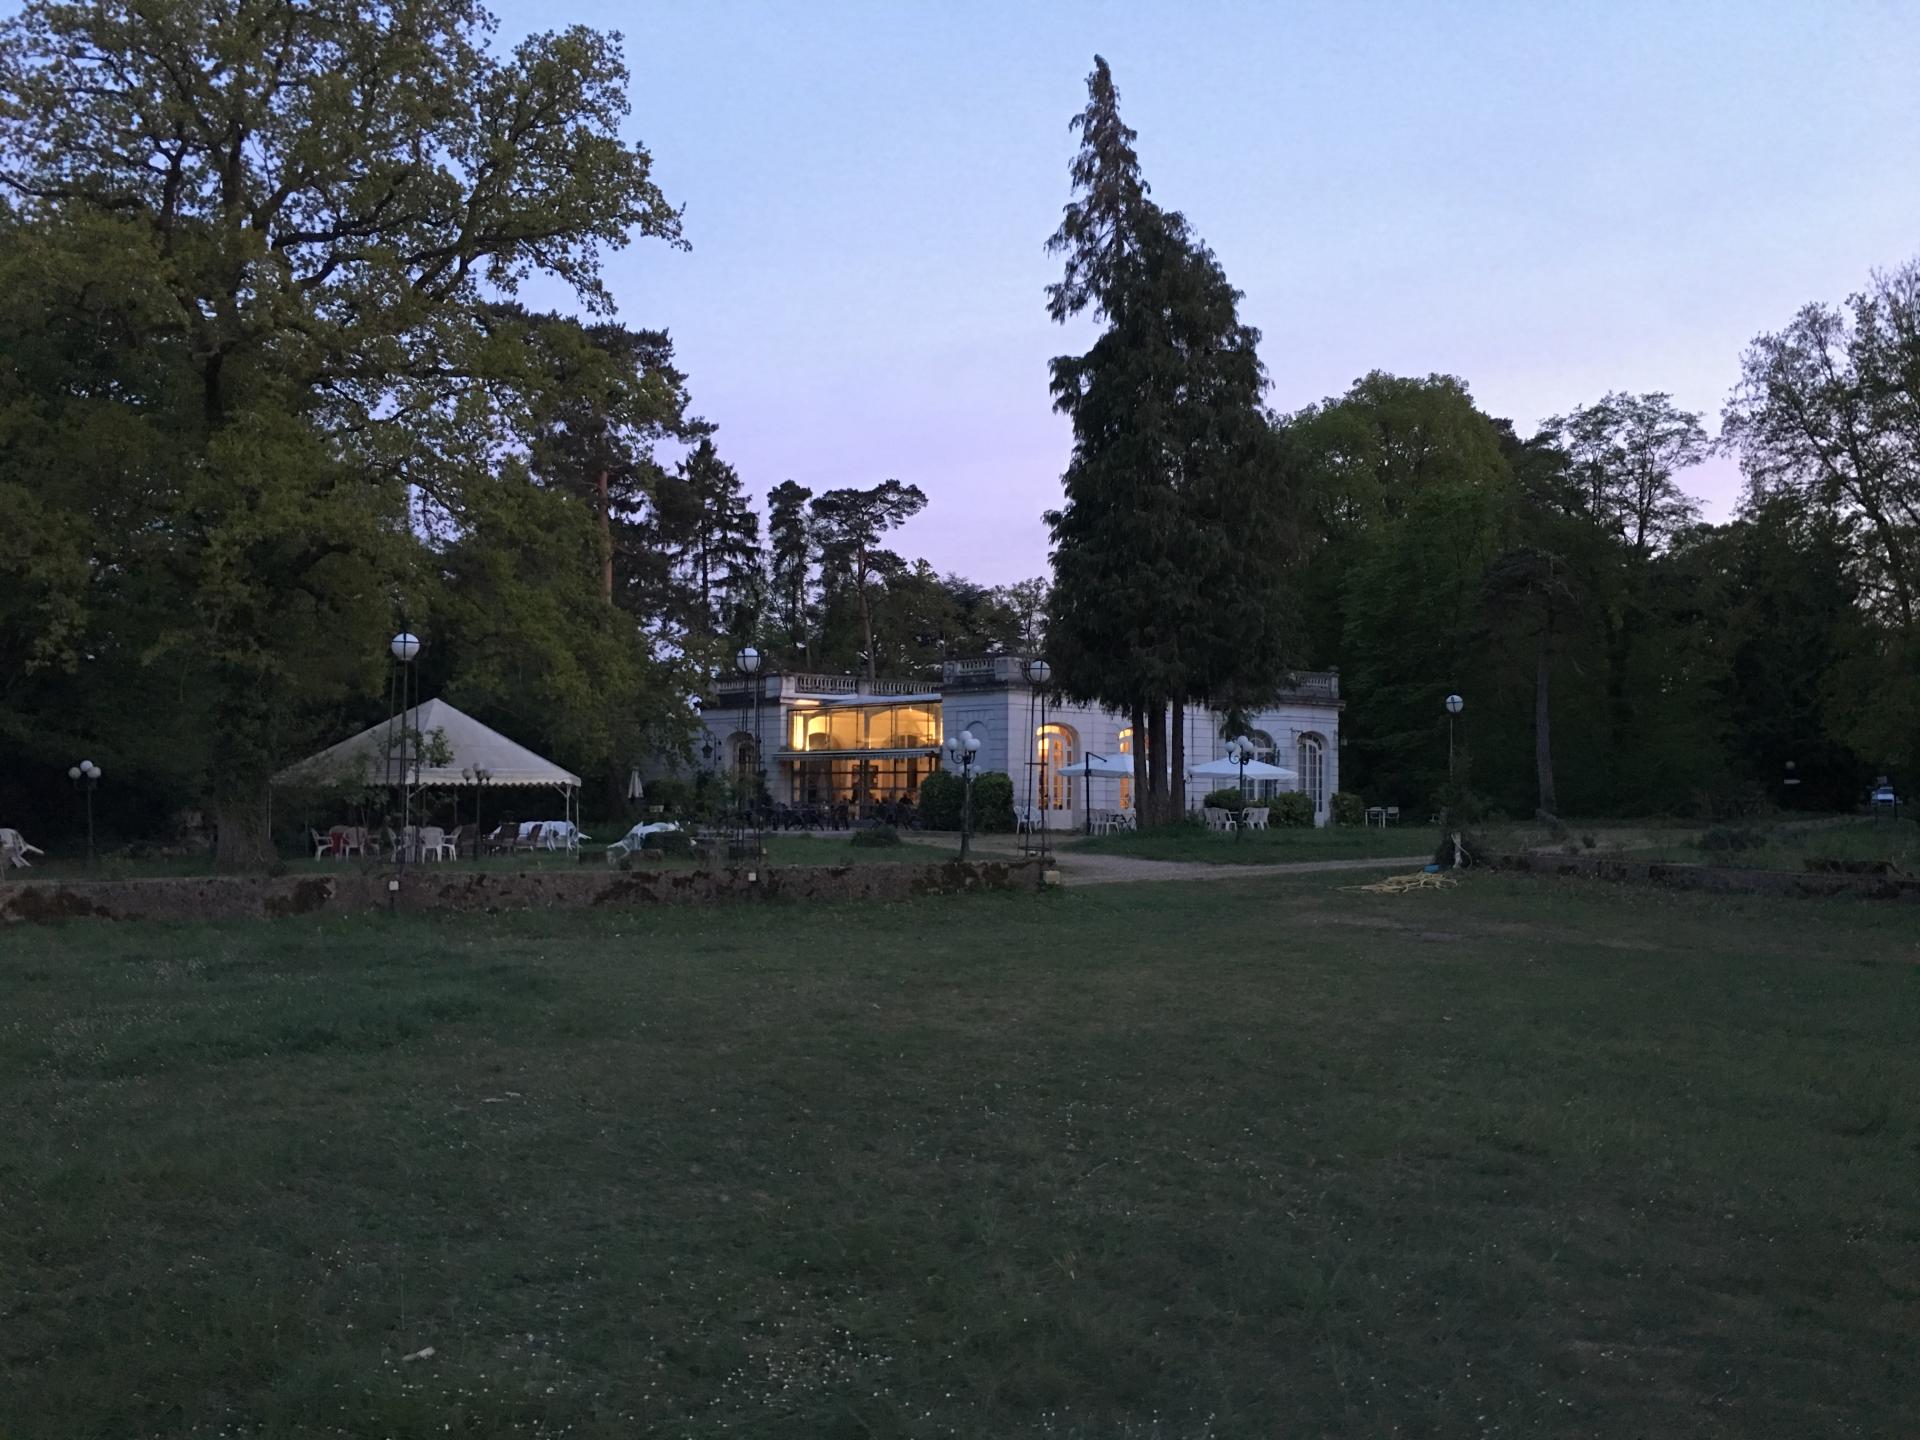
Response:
[1188, 756, 1297, 782]
[274, 698, 580, 790]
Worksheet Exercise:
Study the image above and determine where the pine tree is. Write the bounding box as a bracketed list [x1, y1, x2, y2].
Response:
[1043, 59, 1296, 824]
[766, 480, 816, 663]
[656, 439, 763, 639]
[810, 481, 928, 683]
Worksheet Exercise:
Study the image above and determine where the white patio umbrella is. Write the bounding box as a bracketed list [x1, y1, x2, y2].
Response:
[1187, 756, 1297, 782]
[627, 767, 645, 803]
[1073, 751, 1138, 835]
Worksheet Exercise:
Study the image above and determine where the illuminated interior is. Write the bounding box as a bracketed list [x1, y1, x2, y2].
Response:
[788, 704, 941, 753]
[782, 703, 943, 806]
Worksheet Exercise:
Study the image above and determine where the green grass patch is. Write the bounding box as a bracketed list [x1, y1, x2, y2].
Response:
[1069, 821, 1438, 863]
[12, 834, 944, 883]
[3, 876, 1916, 1435]
[1616, 817, 1920, 871]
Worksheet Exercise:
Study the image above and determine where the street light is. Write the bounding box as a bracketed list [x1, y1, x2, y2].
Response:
[947, 728, 982, 860]
[736, 645, 764, 858]
[1231, 736, 1256, 842]
[463, 765, 492, 857]
[67, 760, 101, 866]
[389, 631, 422, 872]
[1444, 693, 1464, 785]
[1025, 658, 1053, 862]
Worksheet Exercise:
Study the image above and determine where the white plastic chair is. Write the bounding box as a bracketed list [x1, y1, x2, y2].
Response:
[1, 828, 45, 869]
[1014, 806, 1037, 835]
[311, 828, 332, 860]
[1243, 807, 1269, 831]
[417, 827, 445, 862]
[1203, 806, 1236, 833]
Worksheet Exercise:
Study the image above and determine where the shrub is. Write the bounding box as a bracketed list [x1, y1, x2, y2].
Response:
[1270, 792, 1315, 828]
[644, 775, 695, 817]
[851, 824, 901, 848]
[1330, 791, 1365, 826]
[916, 770, 964, 831]
[972, 772, 1016, 833]
[640, 829, 693, 858]
[1203, 788, 1246, 811]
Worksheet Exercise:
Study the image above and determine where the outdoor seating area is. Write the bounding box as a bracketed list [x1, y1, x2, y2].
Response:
[1198, 804, 1268, 833]
[765, 798, 921, 831]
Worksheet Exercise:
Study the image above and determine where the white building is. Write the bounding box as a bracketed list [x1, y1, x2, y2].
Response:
[692, 656, 1343, 827]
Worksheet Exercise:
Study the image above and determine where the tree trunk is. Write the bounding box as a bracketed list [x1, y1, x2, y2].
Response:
[857, 550, 877, 683]
[1129, 702, 1147, 821]
[1534, 616, 1558, 818]
[1167, 691, 1187, 822]
[595, 468, 613, 604]
[1146, 699, 1168, 827]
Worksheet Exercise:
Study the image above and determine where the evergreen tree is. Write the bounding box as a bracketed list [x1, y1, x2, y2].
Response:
[1044, 59, 1297, 824]
[810, 481, 927, 683]
[765, 481, 816, 663]
[656, 439, 763, 638]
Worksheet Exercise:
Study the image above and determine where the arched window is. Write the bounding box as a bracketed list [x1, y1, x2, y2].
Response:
[729, 732, 758, 792]
[1035, 723, 1077, 810]
[1116, 725, 1133, 811]
[1296, 732, 1327, 818]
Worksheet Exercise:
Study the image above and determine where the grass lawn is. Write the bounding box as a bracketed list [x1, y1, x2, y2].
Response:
[4, 876, 1916, 1437]
[1615, 816, 1920, 872]
[1067, 822, 1438, 864]
[9, 834, 942, 882]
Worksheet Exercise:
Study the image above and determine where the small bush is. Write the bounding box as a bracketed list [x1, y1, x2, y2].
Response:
[972, 772, 1016, 833]
[644, 775, 695, 817]
[1580, 832, 1597, 849]
[1697, 824, 1767, 854]
[1330, 791, 1365, 826]
[1203, 788, 1246, 811]
[851, 824, 901, 848]
[916, 770, 964, 831]
[641, 829, 693, 858]
[1271, 792, 1315, 828]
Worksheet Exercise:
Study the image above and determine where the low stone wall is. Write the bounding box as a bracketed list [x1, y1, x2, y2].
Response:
[0, 857, 1045, 925]
[1490, 851, 1920, 901]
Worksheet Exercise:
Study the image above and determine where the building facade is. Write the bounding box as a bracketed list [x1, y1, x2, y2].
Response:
[693, 656, 1343, 826]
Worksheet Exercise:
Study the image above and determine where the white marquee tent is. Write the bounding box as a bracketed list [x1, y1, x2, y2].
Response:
[275, 699, 580, 822]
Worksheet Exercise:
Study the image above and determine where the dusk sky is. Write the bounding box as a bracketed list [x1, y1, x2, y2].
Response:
[505, 0, 1920, 585]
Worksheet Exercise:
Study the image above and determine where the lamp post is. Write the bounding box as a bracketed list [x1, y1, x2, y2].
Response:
[947, 728, 982, 859]
[67, 760, 101, 865]
[389, 631, 422, 871]
[463, 765, 492, 858]
[1444, 693, 1464, 786]
[1025, 658, 1053, 862]
[1231, 735, 1255, 842]
[736, 645, 764, 857]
